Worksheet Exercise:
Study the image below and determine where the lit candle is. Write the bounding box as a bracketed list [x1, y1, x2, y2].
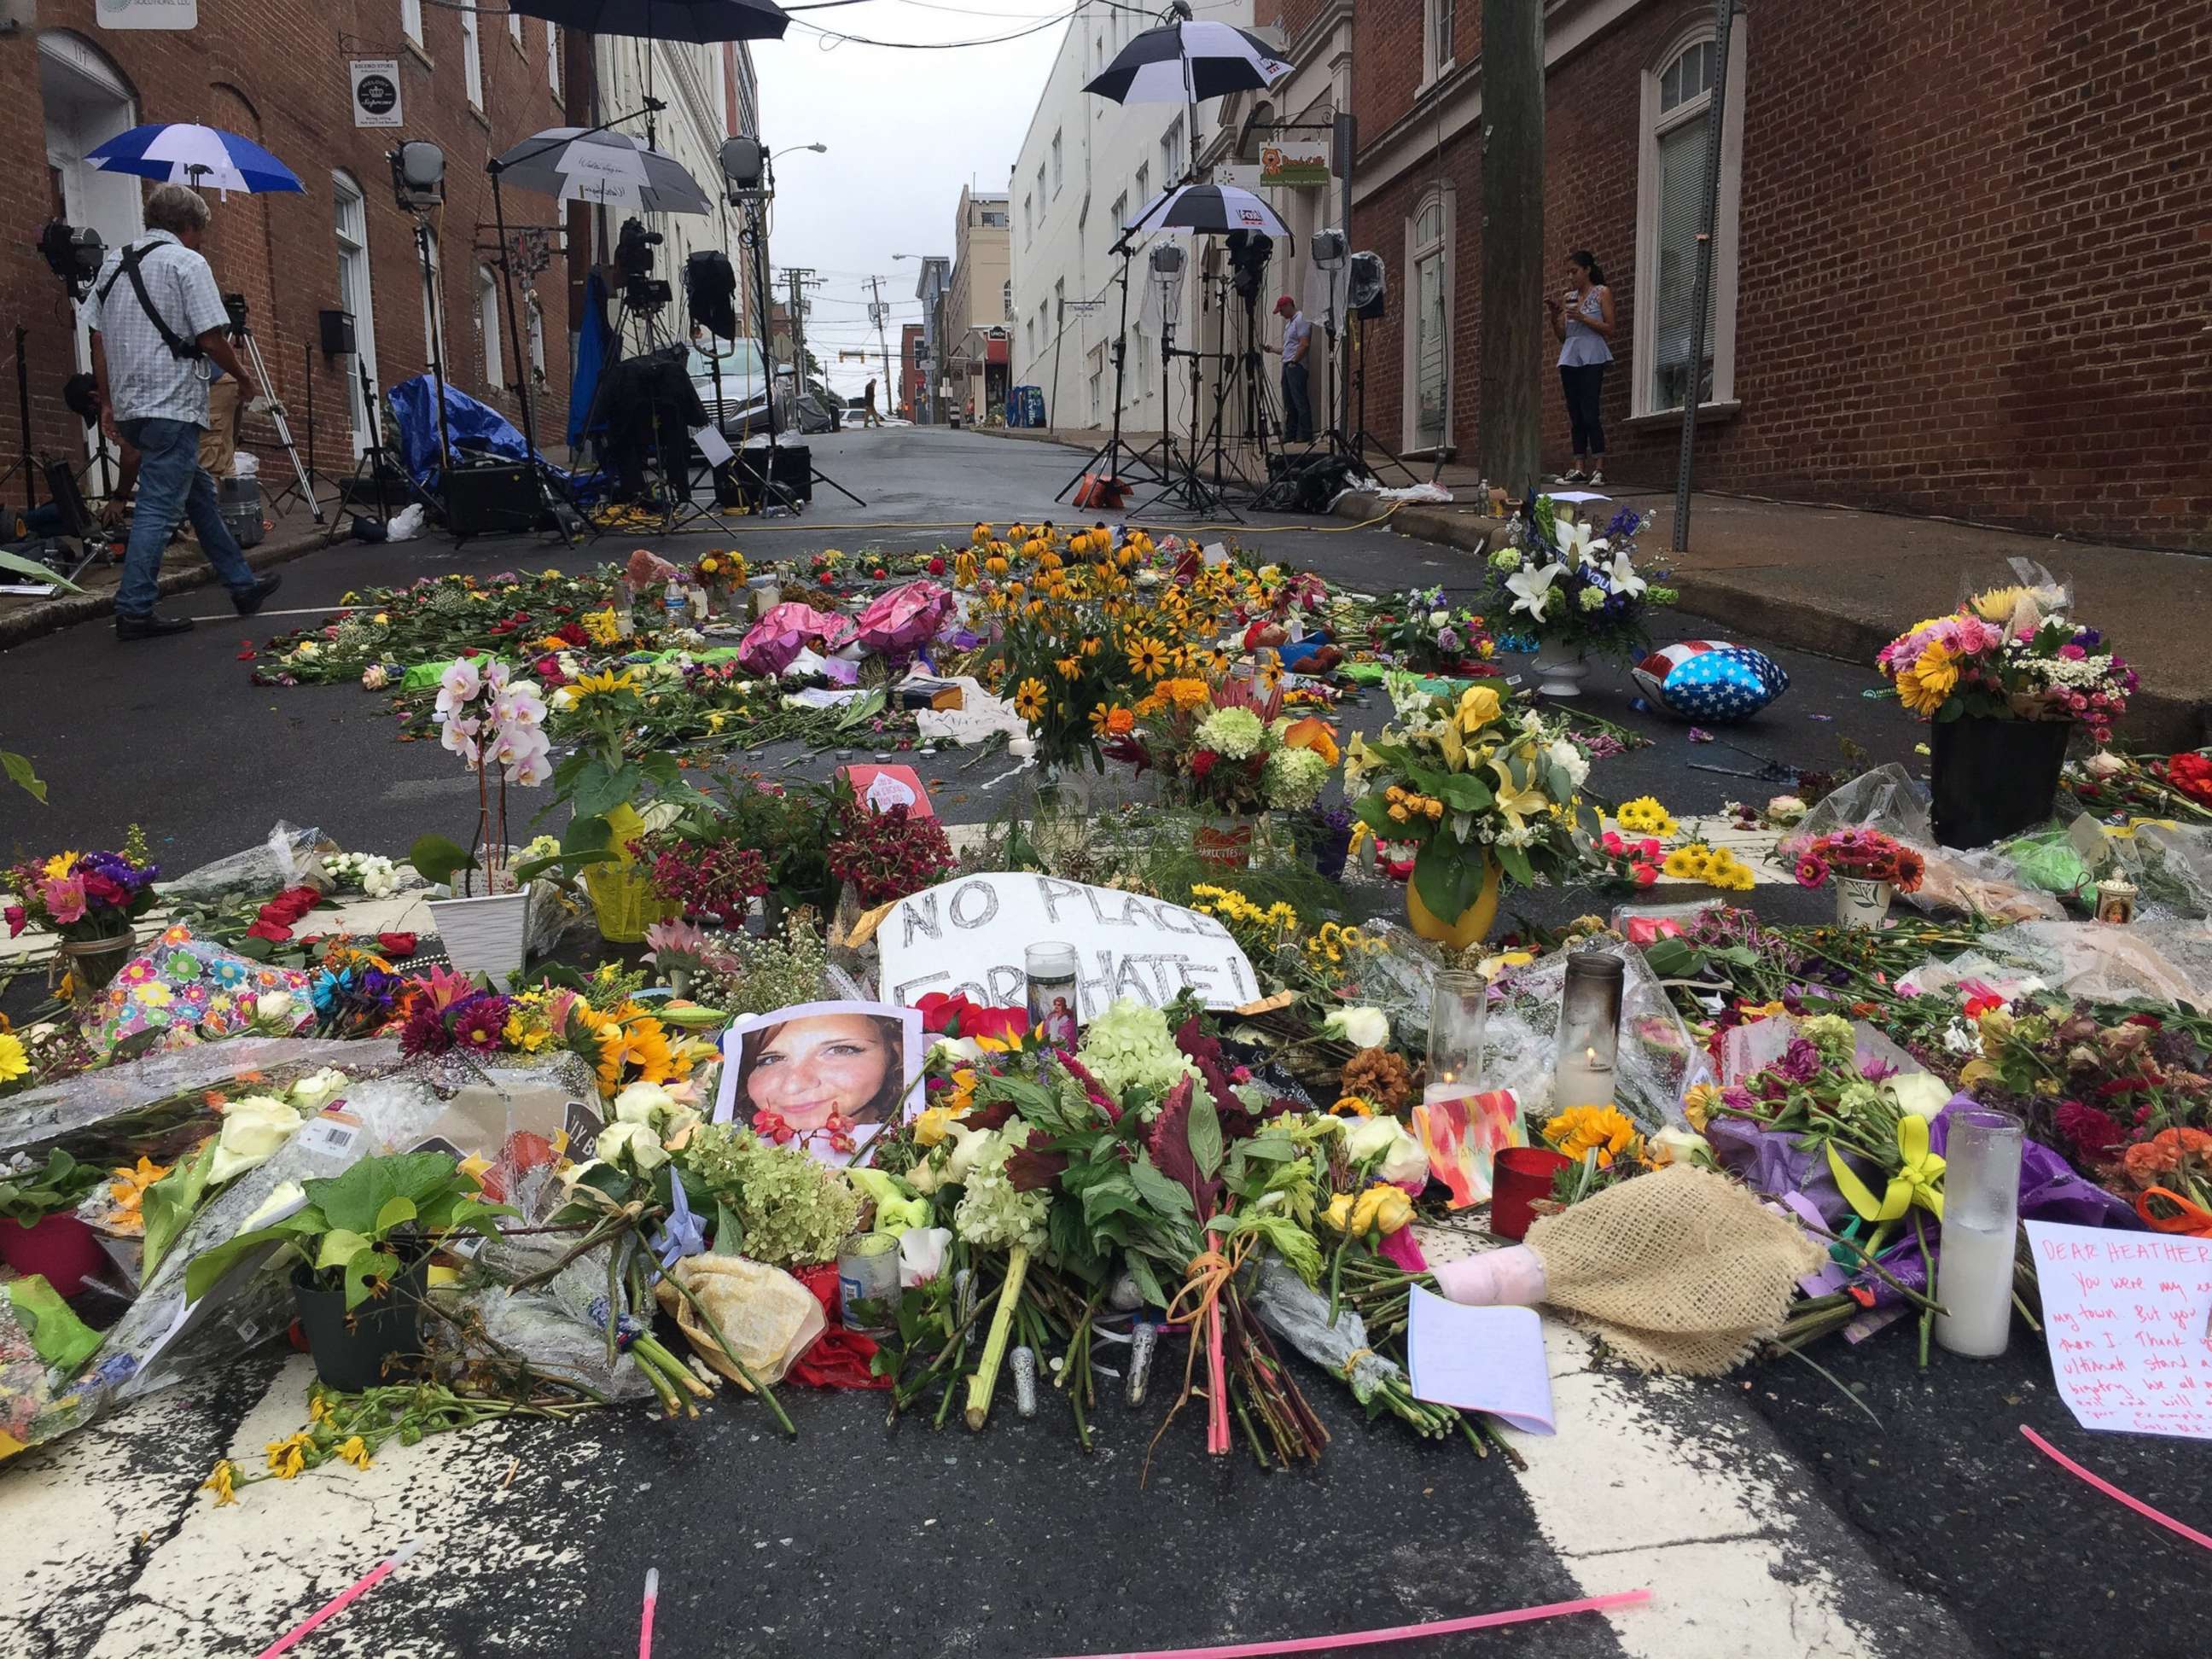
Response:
[1551, 952, 1626, 1115]
[1551, 1044, 1614, 1112]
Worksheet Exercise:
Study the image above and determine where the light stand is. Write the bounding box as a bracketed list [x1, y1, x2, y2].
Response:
[391, 143, 455, 507]
[323, 353, 441, 542]
[1055, 231, 1163, 504]
[484, 162, 581, 541]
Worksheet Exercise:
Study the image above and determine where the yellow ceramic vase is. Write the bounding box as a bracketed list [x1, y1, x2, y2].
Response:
[1404, 858, 1502, 951]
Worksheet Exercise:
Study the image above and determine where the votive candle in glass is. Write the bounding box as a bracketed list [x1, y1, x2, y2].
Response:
[1551, 953, 1625, 1111]
[837, 1232, 900, 1335]
[1934, 1107, 2024, 1359]
[1025, 941, 1080, 1045]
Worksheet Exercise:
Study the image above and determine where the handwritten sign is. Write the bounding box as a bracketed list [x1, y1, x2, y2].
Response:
[2026, 1220, 2212, 1442]
[878, 874, 1259, 1017]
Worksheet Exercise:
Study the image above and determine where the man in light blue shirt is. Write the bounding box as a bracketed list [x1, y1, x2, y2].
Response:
[1272, 295, 1313, 442]
[90, 183, 280, 641]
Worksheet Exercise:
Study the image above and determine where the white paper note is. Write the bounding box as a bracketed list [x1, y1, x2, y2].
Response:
[1406, 1286, 1556, 1435]
[691, 424, 736, 467]
[2025, 1220, 2212, 1441]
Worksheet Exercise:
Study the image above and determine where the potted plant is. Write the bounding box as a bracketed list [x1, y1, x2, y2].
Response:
[0, 1149, 106, 1296]
[413, 659, 551, 979]
[1878, 573, 2133, 847]
[183, 1151, 512, 1392]
[1482, 498, 1675, 696]
[5, 841, 162, 1014]
[1790, 828, 1926, 928]
[1348, 678, 1598, 947]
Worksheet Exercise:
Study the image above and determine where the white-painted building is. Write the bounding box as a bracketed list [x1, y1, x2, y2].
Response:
[586, 38, 756, 340]
[1008, 0, 1256, 437]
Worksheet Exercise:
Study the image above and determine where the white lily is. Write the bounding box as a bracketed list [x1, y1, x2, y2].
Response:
[1505, 561, 1564, 620]
[1606, 546, 1648, 597]
[1554, 520, 1602, 565]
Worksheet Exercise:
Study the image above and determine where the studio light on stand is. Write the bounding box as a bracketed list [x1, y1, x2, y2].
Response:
[387, 141, 456, 495]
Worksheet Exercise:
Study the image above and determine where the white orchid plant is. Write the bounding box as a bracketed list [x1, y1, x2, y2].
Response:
[1485, 496, 1677, 661]
[411, 658, 552, 898]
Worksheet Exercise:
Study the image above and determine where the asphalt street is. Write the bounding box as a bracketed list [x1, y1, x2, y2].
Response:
[3, 427, 2205, 1659]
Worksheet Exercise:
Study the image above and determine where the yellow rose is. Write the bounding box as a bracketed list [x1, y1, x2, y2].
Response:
[1456, 684, 1504, 732]
[1357, 1185, 1414, 1236]
[1322, 1193, 1355, 1233]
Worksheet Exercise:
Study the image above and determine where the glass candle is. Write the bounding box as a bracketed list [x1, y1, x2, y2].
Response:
[836, 1232, 900, 1334]
[1551, 953, 1625, 1111]
[1425, 969, 1518, 1196]
[1934, 1107, 2024, 1359]
[1025, 941, 1080, 1044]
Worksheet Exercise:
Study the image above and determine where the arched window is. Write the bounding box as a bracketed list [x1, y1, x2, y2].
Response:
[1635, 26, 1745, 415]
[478, 265, 504, 393]
[1406, 189, 1451, 451]
[332, 170, 381, 454]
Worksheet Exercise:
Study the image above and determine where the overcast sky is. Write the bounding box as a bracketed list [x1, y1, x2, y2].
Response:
[754, 0, 1070, 399]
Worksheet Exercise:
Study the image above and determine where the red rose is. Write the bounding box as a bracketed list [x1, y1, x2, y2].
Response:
[80, 872, 128, 909]
[377, 931, 420, 958]
[245, 918, 294, 943]
[1190, 749, 1219, 782]
[916, 990, 976, 1035]
[927, 556, 946, 576]
[966, 1004, 1031, 1045]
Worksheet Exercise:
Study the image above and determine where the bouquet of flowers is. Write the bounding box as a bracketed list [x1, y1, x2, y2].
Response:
[1347, 678, 1598, 923]
[1109, 675, 1340, 818]
[1372, 586, 1497, 676]
[690, 549, 746, 602]
[825, 789, 955, 906]
[1790, 829, 1926, 894]
[633, 831, 770, 929]
[5, 843, 160, 945]
[1483, 500, 1676, 660]
[1877, 581, 2134, 742]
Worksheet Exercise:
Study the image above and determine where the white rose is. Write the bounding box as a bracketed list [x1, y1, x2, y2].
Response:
[254, 990, 300, 1032]
[210, 1095, 306, 1185]
[1650, 1125, 1708, 1167]
[2083, 751, 2127, 780]
[613, 1080, 678, 1126]
[1342, 1115, 1429, 1186]
[928, 1034, 986, 1066]
[593, 1120, 670, 1175]
[1322, 1006, 1391, 1050]
[289, 1067, 349, 1111]
[1429, 609, 1451, 627]
[1546, 738, 1590, 790]
[1886, 1072, 1955, 1121]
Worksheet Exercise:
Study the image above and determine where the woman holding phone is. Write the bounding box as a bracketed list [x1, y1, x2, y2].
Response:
[1545, 250, 1615, 486]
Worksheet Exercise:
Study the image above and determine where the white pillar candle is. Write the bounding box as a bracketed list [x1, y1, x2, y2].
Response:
[1551, 1045, 1615, 1112]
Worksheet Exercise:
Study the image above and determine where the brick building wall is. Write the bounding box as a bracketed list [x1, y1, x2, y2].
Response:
[1349, 0, 2212, 551]
[5, 2, 578, 504]
[899, 322, 923, 416]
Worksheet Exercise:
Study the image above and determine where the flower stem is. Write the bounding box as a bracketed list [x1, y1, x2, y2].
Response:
[965, 1243, 1031, 1430]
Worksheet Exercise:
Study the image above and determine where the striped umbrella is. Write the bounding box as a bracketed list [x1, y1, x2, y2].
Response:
[492, 128, 713, 215]
[84, 124, 302, 196]
[508, 0, 789, 42]
[1084, 19, 1291, 105]
[1126, 182, 1291, 242]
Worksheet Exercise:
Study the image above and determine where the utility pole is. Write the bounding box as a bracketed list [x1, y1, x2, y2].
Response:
[781, 265, 822, 398]
[1479, 0, 1545, 498]
[867, 273, 894, 420]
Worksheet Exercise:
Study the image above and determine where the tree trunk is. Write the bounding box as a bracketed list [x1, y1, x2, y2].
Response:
[1479, 0, 1546, 498]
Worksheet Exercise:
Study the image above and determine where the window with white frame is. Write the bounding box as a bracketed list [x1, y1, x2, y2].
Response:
[478, 265, 503, 390]
[1003, 280, 1014, 322]
[1406, 192, 1449, 451]
[547, 22, 562, 93]
[1160, 118, 1183, 183]
[1635, 28, 1743, 414]
[1051, 131, 1063, 197]
[1026, 317, 1035, 359]
[402, 0, 422, 45]
[1035, 163, 1046, 211]
[1109, 190, 1127, 232]
[331, 170, 380, 454]
[1423, 0, 1454, 83]
[1024, 194, 1033, 244]
[1134, 160, 1149, 205]
[460, 0, 482, 108]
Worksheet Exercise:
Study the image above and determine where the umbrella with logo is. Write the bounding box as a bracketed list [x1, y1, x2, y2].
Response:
[490, 127, 712, 214]
[507, 0, 789, 41]
[1126, 182, 1291, 242]
[84, 123, 302, 196]
[1084, 15, 1292, 104]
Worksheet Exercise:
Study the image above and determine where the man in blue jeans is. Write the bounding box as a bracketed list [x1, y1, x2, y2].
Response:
[1268, 295, 1314, 443]
[90, 183, 280, 641]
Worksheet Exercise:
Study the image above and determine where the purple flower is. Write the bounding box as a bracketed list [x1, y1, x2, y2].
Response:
[1775, 1038, 1823, 1084]
[1859, 1057, 1898, 1083]
[451, 995, 510, 1051]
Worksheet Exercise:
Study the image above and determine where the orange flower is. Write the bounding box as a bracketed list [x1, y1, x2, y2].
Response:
[1282, 716, 1341, 765]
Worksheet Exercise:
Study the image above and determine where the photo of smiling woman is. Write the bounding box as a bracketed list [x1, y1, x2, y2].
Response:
[713, 1000, 923, 1165]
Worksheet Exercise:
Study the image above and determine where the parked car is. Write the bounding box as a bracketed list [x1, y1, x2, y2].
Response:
[686, 338, 772, 439]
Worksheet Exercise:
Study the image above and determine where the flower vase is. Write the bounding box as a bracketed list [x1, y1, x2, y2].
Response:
[1405, 859, 1502, 950]
[583, 861, 674, 945]
[58, 926, 135, 1016]
[1313, 820, 1354, 882]
[425, 888, 532, 982]
[1834, 876, 1892, 929]
[0, 1212, 106, 1298]
[1531, 647, 1590, 698]
[1929, 716, 2069, 847]
[293, 1254, 429, 1392]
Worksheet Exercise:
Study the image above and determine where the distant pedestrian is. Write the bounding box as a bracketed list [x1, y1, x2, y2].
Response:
[861, 378, 882, 428]
[1269, 295, 1313, 442]
[90, 183, 279, 641]
[1545, 249, 1614, 485]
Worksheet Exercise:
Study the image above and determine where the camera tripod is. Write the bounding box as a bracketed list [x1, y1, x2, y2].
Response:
[222, 297, 325, 525]
[1055, 233, 1164, 506]
[323, 354, 442, 543]
[1132, 324, 1237, 520]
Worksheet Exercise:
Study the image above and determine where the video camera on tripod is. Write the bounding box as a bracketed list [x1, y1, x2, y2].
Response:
[38, 220, 106, 300]
[616, 216, 671, 312]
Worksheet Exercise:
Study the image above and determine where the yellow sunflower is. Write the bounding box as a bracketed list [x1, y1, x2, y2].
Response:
[569, 667, 639, 701]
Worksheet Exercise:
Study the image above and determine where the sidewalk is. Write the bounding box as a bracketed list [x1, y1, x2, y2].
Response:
[0, 497, 337, 650]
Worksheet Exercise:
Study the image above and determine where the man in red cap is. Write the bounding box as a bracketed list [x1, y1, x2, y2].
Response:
[1268, 294, 1313, 442]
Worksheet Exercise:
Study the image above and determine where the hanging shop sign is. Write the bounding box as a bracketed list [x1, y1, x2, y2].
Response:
[97, 0, 196, 27]
[1259, 144, 1332, 189]
[351, 59, 404, 128]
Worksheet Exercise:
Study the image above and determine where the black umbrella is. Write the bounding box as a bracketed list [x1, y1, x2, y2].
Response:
[1127, 182, 1291, 242]
[1083, 19, 1291, 104]
[508, 0, 789, 43]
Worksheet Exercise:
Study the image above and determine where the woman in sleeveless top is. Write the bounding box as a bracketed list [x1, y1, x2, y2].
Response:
[1545, 249, 1615, 485]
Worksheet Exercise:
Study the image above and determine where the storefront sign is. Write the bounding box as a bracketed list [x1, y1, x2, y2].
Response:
[96, 0, 197, 28]
[1260, 144, 1332, 189]
[879, 874, 1260, 1016]
[351, 60, 403, 128]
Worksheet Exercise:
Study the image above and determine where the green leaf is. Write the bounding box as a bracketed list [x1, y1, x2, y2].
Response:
[1497, 842, 1536, 888]
[1128, 1154, 1195, 1218]
[316, 1227, 372, 1271]
[306, 1150, 470, 1236]
[181, 1224, 297, 1303]
[1186, 1088, 1223, 1181]
[374, 1196, 418, 1232]
[140, 1140, 217, 1276]
[342, 1247, 403, 1311]
[1412, 846, 1478, 922]
[409, 833, 474, 890]
[714, 1198, 746, 1255]
[2, 748, 47, 805]
[1123, 1251, 1167, 1309]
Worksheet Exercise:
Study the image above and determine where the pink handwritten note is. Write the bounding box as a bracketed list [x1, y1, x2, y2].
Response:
[2025, 1220, 2212, 1442]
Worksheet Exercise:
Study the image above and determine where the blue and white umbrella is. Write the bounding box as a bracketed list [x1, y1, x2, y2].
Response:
[85, 124, 303, 196]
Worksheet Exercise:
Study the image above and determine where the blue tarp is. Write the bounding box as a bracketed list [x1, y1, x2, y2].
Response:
[568, 271, 613, 446]
[386, 375, 529, 487]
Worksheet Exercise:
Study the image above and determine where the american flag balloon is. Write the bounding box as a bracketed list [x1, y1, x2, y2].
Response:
[1632, 639, 1790, 724]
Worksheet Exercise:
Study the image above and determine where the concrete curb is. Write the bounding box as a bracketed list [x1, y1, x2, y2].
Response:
[0, 525, 332, 652]
[1336, 491, 2209, 749]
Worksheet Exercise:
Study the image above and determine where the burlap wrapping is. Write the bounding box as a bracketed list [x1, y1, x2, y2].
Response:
[1524, 1163, 1823, 1376]
[653, 1254, 824, 1389]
